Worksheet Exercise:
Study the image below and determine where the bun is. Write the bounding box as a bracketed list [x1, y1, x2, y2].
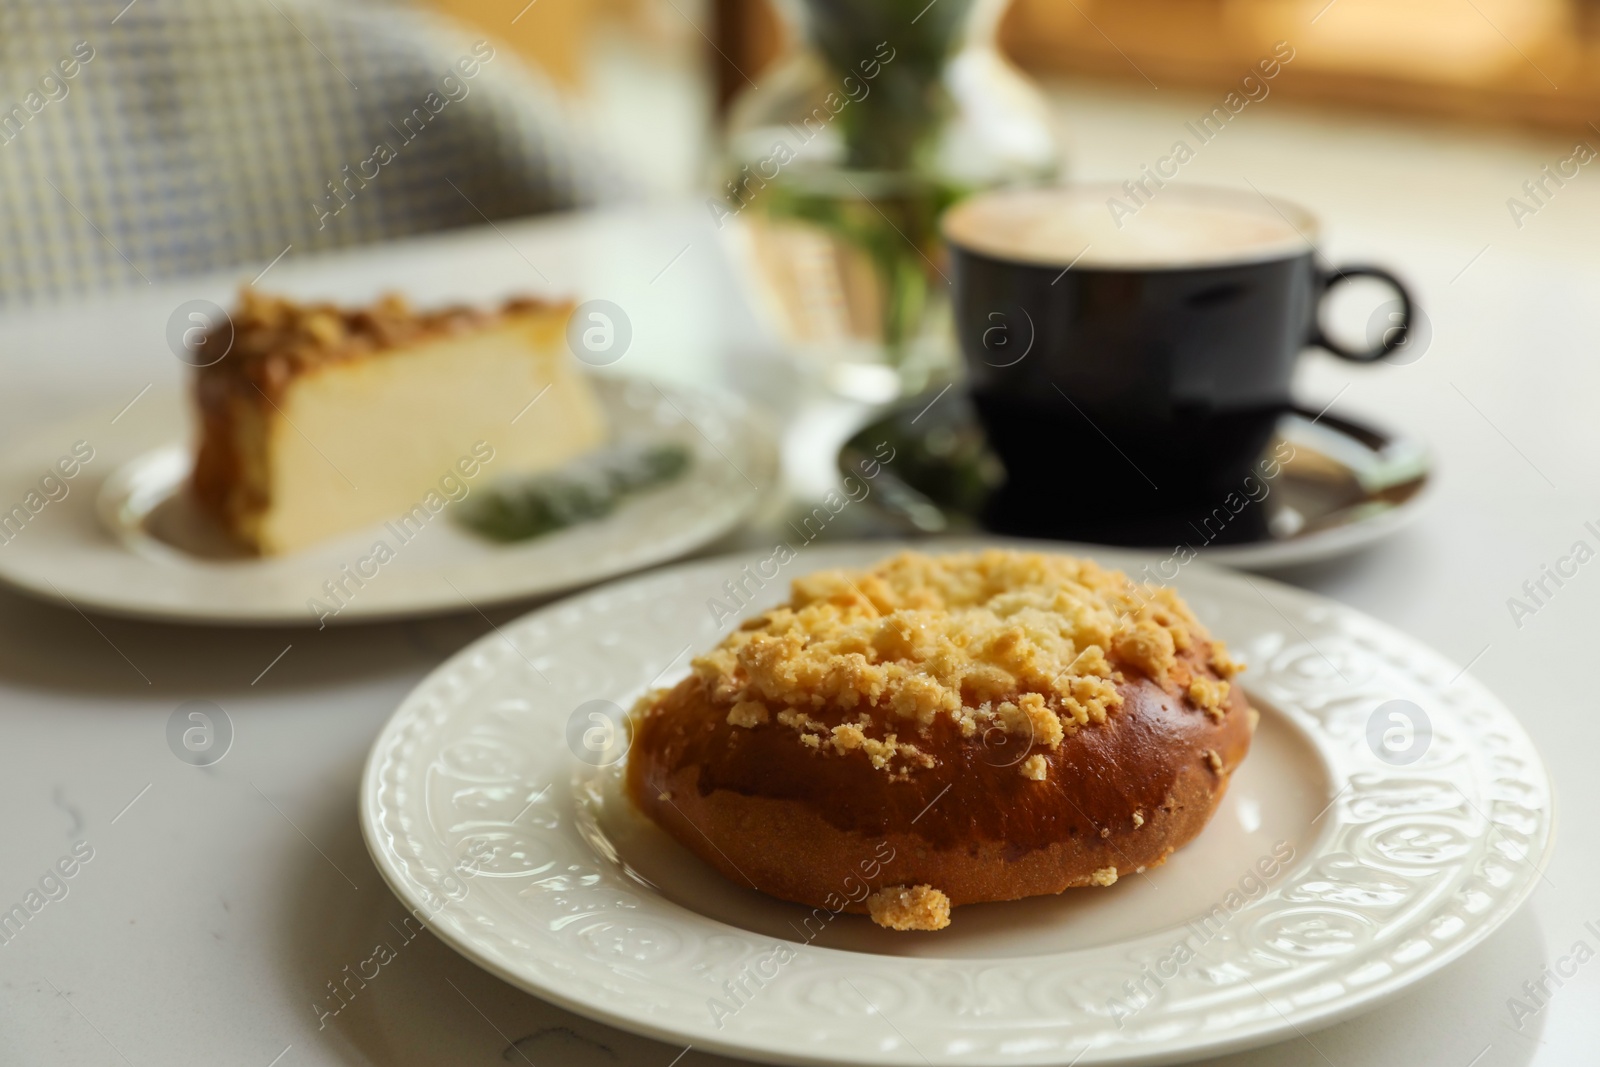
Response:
[627, 550, 1254, 930]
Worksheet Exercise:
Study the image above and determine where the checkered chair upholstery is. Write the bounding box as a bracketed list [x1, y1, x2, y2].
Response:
[0, 0, 616, 304]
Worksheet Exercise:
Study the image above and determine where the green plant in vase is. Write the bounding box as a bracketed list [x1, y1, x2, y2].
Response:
[723, 0, 1057, 400]
[755, 176, 966, 386]
[804, 0, 975, 171]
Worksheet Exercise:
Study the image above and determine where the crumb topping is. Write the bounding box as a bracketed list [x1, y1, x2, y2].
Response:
[726, 701, 769, 728]
[867, 884, 952, 931]
[1132, 810, 1145, 828]
[1203, 749, 1224, 774]
[1089, 867, 1119, 886]
[1210, 645, 1243, 678]
[199, 289, 563, 398]
[692, 550, 1238, 774]
[1188, 677, 1231, 721]
[1020, 754, 1047, 780]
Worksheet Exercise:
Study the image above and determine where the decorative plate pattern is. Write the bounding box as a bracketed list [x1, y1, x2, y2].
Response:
[359, 540, 1554, 1066]
[0, 376, 776, 624]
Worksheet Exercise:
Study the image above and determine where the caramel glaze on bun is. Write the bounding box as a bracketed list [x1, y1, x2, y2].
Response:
[626, 550, 1254, 931]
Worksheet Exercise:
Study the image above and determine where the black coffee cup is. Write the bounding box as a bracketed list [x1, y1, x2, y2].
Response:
[941, 183, 1412, 541]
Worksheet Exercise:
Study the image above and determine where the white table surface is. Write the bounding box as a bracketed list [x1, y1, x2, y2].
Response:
[1, 81, 1596, 1067]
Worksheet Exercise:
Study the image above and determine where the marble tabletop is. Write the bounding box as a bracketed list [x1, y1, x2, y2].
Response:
[1, 82, 1596, 1067]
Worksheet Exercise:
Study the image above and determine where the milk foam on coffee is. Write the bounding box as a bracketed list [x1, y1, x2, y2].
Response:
[943, 184, 1314, 269]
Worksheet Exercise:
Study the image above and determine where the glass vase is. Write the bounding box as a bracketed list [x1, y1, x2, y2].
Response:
[718, 0, 1059, 402]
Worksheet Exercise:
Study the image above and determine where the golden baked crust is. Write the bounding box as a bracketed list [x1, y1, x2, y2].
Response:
[194, 289, 564, 401]
[626, 550, 1254, 930]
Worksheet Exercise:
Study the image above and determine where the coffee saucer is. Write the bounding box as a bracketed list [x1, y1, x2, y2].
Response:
[838, 394, 1432, 571]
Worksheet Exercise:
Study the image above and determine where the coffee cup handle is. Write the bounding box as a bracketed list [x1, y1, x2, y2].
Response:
[1311, 265, 1414, 363]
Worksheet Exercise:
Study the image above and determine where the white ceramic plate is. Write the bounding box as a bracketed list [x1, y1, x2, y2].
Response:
[359, 539, 1553, 1066]
[0, 377, 777, 625]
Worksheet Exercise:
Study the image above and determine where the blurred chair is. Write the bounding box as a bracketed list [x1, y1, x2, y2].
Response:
[0, 0, 619, 305]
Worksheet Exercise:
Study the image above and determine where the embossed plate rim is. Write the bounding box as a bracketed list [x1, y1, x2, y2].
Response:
[360, 538, 1555, 1066]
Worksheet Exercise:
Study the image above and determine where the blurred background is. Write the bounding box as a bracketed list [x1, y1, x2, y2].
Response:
[9, 0, 1599, 405]
[457, 0, 1600, 158]
[5, 0, 1599, 307]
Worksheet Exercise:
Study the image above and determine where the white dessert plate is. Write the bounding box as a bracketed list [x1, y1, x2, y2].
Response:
[359, 539, 1554, 1067]
[0, 377, 777, 625]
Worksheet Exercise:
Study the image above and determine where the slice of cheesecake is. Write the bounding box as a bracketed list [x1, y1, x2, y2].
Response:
[192, 290, 606, 555]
